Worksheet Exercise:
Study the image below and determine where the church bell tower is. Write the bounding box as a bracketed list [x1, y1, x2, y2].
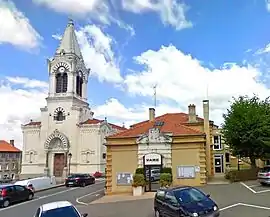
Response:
[46, 19, 90, 105]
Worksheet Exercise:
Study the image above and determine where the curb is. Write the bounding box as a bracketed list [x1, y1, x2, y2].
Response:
[35, 183, 65, 193]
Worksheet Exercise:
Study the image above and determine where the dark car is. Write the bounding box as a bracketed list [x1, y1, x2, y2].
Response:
[0, 184, 34, 208]
[154, 186, 219, 217]
[65, 174, 95, 187]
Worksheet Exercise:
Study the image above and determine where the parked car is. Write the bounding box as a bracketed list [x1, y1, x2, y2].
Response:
[257, 165, 270, 185]
[146, 169, 161, 181]
[34, 201, 88, 217]
[0, 184, 34, 208]
[154, 186, 220, 217]
[15, 176, 56, 192]
[65, 173, 95, 187]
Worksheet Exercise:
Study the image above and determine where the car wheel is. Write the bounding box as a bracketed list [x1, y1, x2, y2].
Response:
[2, 200, 10, 208]
[81, 182, 86, 187]
[65, 185, 69, 187]
[28, 193, 34, 200]
[155, 209, 161, 217]
[260, 182, 267, 186]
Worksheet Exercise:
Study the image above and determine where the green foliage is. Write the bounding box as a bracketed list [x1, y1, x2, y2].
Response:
[224, 168, 259, 182]
[161, 167, 172, 174]
[159, 173, 172, 187]
[222, 95, 270, 166]
[132, 174, 146, 187]
[135, 168, 144, 174]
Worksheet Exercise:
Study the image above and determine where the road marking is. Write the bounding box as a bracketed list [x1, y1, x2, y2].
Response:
[255, 189, 270, 194]
[248, 184, 260, 188]
[240, 182, 257, 193]
[220, 203, 270, 211]
[76, 189, 105, 206]
[220, 203, 241, 211]
[238, 203, 270, 210]
[0, 181, 105, 211]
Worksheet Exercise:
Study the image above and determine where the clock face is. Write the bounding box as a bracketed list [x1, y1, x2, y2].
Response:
[58, 66, 66, 73]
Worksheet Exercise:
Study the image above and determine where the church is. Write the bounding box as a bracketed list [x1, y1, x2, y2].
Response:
[20, 20, 126, 181]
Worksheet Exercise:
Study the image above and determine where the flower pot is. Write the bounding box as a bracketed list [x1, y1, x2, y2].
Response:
[133, 186, 144, 196]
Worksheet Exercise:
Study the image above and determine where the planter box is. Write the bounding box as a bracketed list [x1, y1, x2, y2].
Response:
[133, 186, 144, 196]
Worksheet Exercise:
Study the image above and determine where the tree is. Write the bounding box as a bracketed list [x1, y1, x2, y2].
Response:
[222, 95, 270, 167]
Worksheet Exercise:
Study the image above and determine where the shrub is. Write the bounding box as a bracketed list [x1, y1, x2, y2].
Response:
[132, 174, 146, 187]
[93, 171, 102, 178]
[159, 173, 172, 187]
[135, 168, 144, 174]
[161, 167, 172, 174]
[225, 168, 259, 182]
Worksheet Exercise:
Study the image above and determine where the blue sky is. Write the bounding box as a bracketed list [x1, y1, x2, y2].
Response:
[1, 0, 270, 146]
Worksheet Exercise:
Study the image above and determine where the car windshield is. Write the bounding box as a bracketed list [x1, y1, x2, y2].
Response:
[68, 174, 81, 178]
[260, 167, 270, 172]
[174, 188, 206, 204]
[41, 206, 80, 217]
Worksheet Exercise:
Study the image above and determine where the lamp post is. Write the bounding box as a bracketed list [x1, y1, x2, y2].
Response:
[68, 153, 72, 176]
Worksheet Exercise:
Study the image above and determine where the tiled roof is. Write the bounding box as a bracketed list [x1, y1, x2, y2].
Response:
[130, 112, 204, 128]
[0, 140, 21, 152]
[81, 118, 127, 131]
[23, 119, 127, 131]
[24, 121, 41, 126]
[108, 113, 204, 139]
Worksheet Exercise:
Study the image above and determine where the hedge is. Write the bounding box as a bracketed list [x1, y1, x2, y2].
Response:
[225, 167, 260, 182]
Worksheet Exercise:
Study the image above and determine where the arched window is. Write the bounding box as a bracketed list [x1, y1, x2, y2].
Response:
[76, 72, 83, 97]
[55, 111, 65, 121]
[55, 72, 68, 93]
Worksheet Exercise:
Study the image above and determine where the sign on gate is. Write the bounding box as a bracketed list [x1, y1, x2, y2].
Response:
[144, 153, 162, 165]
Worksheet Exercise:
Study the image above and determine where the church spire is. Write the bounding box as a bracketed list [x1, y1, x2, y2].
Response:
[55, 18, 82, 58]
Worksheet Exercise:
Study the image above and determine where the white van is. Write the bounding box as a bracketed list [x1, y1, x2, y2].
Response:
[15, 176, 56, 192]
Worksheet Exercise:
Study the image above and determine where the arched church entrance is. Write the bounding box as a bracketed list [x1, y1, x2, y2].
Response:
[44, 129, 70, 179]
[51, 138, 66, 177]
[143, 153, 163, 192]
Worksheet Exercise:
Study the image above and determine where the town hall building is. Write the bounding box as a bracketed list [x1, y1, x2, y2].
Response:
[20, 20, 126, 180]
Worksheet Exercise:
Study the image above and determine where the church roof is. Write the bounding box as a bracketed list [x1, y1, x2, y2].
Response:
[0, 140, 21, 152]
[81, 118, 127, 131]
[23, 119, 127, 131]
[107, 113, 205, 139]
[55, 19, 82, 58]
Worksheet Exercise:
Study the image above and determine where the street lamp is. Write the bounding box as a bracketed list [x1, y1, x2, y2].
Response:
[68, 153, 72, 176]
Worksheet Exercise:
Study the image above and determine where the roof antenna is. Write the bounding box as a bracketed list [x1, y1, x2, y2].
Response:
[153, 84, 157, 109]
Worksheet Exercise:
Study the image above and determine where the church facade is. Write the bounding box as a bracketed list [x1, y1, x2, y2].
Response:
[20, 20, 126, 180]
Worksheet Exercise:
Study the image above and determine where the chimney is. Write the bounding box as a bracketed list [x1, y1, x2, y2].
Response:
[203, 99, 211, 176]
[149, 108, 155, 121]
[10, 140, 14, 146]
[188, 104, 197, 122]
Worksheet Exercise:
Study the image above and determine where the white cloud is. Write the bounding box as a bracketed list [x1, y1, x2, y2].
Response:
[33, 0, 134, 34]
[121, 0, 192, 30]
[266, 0, 270, 12]
[256, 43, 270, 54]
[0, 0, 42, 49]
[93, 97, 180, 128]
[52, 24, 123, 83]
[0, 77, 47, 149]
[123, 45, 270, 124]
[76, 25, 123, 83]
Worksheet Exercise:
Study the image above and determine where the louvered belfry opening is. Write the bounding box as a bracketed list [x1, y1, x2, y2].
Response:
[55, 72, 68, 93]
[76, 72, 83, 97]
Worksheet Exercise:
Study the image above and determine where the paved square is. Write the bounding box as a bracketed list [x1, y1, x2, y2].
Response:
[78, 183, 270, 217]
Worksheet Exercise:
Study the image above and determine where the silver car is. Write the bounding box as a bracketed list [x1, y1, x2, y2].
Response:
[258, 166, 270, 185]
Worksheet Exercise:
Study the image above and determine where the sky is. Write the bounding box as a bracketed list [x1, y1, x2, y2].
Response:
[1, 0, 270, 148]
